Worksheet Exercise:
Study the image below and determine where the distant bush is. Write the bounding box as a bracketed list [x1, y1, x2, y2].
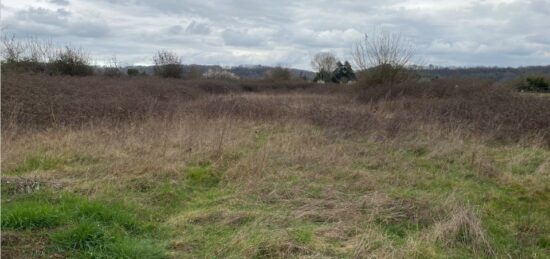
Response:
[264, 67, 292, 81]
[517, 77, 549, 92]
[153, 50, 183, 78]
[127, 68, 140, 76]
[50, 47, 93, 76]
[203, 69, 240, 80]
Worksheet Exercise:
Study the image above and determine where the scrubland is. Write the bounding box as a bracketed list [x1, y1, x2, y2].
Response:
[2, 73, 550, 258]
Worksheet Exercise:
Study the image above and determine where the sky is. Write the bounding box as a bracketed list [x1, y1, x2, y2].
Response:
[1, 0, 550, 70]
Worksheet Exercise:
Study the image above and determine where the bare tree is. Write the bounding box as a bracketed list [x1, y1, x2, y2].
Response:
[352, 30, 416, 85]
[103, 56, 122, 77]
[311, 52, 337, 82]
[311, 52, 338, 73]
[1, 35, 57, 63]
[1, 35, 25, 63]
[153, 50, 183, 78]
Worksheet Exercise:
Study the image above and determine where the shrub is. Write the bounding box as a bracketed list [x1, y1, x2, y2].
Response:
[153, 50, 183, 78]
[517, 77, 549, 92]
[50, 47, 93, 76]
[127, 68, 140, 76]
[359, 64, 410, 85]
[264, 67, 292, 81]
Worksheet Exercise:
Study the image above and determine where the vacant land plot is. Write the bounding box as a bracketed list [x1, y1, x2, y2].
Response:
[2, 74, 549, 258]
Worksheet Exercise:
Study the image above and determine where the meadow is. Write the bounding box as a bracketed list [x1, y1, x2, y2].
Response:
[2, 73, 550, 258]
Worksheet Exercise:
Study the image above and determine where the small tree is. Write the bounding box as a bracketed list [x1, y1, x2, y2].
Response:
[153, 50, 183, 78]
[264, 66, 292, 81]
[352, 30, 415, 85]
[311, 52, 337, 82]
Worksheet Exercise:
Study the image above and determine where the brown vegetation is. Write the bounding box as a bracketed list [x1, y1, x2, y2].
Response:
[2, 73, 549, 257]
[2, 74, 549, 145]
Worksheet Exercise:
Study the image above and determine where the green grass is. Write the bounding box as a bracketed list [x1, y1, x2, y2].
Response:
[6, 153, 65, 175]
[2, 125, 549, 258]
[2, 200, 64, 229]
[51, 220, 165, 258]
[2, 192, 166, 258]
[4, 152, 99, 175]
[184, 163, 220, 187]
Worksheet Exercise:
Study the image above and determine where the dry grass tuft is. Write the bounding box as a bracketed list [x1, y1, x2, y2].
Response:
[429, 205, 495, 256]
[352, 228, 396, 259]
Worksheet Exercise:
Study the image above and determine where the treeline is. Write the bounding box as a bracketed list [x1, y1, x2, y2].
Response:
[417, 65, 550, 81]
[2, 34, 549, 92]
[0, 36, 311, 82]
[1, 36, 93, 76]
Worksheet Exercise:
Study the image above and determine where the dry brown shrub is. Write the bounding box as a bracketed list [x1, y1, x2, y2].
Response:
[2, 73, 549, 145]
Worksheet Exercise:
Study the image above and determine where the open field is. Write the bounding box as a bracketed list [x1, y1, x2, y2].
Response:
[2, 74, 550, 258]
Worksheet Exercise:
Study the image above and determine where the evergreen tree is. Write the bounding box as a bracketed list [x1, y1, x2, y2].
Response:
[331, 60, 356, 83]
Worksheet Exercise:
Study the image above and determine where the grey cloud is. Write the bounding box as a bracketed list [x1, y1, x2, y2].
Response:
[221, 29, 266, 47]
[168, 25, 184, 34]
[526, 34, 550, 45]
[1, 0, 549, 69]
[5, 6, 109, 38]
[49, 0, 70, 6]
[185, 21, 210, 35]
[15, 7, 69, 26]
[530, 0, 550, 14]
[69, 21, 110, 38]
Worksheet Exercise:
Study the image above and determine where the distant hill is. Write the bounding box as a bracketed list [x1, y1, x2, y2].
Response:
[416, 65, 550, 80]
[123, 65, 315, 80]
[122, 64, 550, 81]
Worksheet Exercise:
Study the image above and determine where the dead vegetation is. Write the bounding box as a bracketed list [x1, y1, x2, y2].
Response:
[3, 73, 550, 145]
[2, 73, 549, 258]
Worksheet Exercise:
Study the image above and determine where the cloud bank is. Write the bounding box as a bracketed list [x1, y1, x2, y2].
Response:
[2, 0, 549, 69]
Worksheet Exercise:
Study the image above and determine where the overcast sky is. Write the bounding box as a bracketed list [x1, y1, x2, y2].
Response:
[2, 0, 549, 70]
